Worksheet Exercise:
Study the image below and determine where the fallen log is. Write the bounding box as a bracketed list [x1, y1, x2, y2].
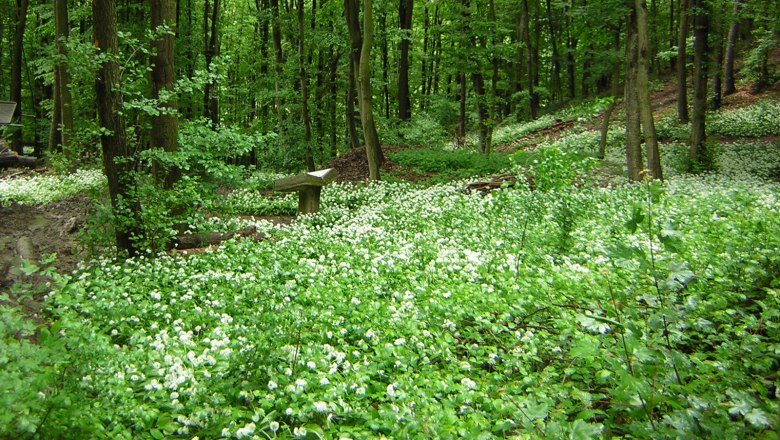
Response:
[465, 173, 535, 194]
[0, 147, 39, 168]
[168, 225, 264, 250]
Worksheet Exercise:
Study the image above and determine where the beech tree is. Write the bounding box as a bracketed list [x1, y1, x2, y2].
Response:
[93, 0, 142, 256]
[10, 0, 28, 154]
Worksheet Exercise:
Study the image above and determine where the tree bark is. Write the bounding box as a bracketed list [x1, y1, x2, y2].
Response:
[545, 0, 562, 106]
[297, 0, 315, 171]
[10, 0, 29, 154]
[625, 4, 642, 182]
[636, 0, 662, 180]
[151, 0, 181, 188]
[398, 0, 413, 121]
[689, 0, 709, 170]
[520, 0, 537, 119]
[676, 0, 689, 123]
[357, 0, 383, 180]
[93, 0, 142, 256]
[723, 0, 741, 95]
[271, 0, 285, 121]
[50, 0, 74, 161]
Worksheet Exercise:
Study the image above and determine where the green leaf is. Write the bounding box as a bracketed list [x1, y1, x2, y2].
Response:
[569, 419, 603, 440]
[20, 259, 39, 276]
[745, 408, 772, 428]
[625, 205, 645, 233]
[150, 429, 164, 439]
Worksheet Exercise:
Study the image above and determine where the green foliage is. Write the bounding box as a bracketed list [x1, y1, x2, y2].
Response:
[389, 147, 511, 180]
[709, 100, 780, 137]
[655, 114, 692, 141]
[515, 146, 599, 191]
[380, 113, 450, 149]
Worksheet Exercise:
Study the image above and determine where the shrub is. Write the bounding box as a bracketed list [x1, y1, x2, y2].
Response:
[709, 100, 780, 137]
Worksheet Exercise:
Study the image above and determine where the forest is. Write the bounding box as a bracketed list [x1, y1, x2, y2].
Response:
[1, 0, 780, 437]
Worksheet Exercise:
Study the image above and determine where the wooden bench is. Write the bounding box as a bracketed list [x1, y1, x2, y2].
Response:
[274, 168, 338, 214]
[0, 101, 16, 125]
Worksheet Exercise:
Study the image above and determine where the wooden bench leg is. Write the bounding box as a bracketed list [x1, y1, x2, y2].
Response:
[298, 186, 322, 214]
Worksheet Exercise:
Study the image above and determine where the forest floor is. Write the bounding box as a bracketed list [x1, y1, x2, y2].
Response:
[1, 78, 779, 320]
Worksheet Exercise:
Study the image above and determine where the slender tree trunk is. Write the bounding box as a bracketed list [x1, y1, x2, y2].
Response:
[329, 50, 339, 157]
[457, 72, 466, 145]
[420, 5, 429, 111]
[625, 5, 642, 181]
[711, 20, 723, 110]
[723, 0, 740, 95]
[50, 0, 74, 161]
[545, 0, 562, 105]
[206, 0, 220, 125]
[297, 0, 315, 170]
[357, 0, 383, 179]
[270, 0, 284, 121]
[379, 12, 390, 119]
[10, 0, 29, 154]
[151, 0, 181, 188]
[689, 0, 709, 170]
[636, 0, 661, 180]
[346, 60, 359, 150]
[398, 0, 413, 121]
[676, 0, 689, 123]
[520, 0, 537, 119]
[93, 0, 141, 256]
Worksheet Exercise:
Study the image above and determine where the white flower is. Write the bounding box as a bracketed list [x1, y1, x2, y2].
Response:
[269, 421, 280, 432]
[221, 427, 230, 437]
[320, 377, 330, 386]
[307, 361, 317, 370]
[461, 377, 477, 390]
[294, 426, 308, 437]
[365, 329, 375, 340]
[351, 297, 361, 305]
[394, 338, 406, 346]
[285, 407, 294, 416]
[386, 383, 396, 397]
[356, 386, 366, 396]
[235, 422, 256, 438]
[267, 380, 278, 390]
[313, 401, 329, 412]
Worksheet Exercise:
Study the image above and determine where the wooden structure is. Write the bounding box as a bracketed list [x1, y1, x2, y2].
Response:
[274, 168, 338, 214]
[0, 101, 16, 125]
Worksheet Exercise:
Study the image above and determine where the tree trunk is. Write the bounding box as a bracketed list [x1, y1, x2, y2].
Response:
[676, 0, 689, 123]
[689, 0, 709, 170]
[346, 60, 359, 150]
[520, 0, 537, 119]
[206, 0, 220, 125]
[711, 20, 723, 110]
[270, 0, 284, 121]
[636, 0, 662, 180]
[723, 0, 740, 95]
[379, 12, 390, 119]
[398, 0, 413, 121]
[357, 0, 383, 180]
[51, 0, 74, 161]
[457, 72, 466, 146]
[625, 5, 642, 182]
[420, 5, 429, 111]
[10, 0, 29, 154]
[151, 0, 181, 188]
[545, 0, 562, 106]
[93, 0, 142, 256]
[329, 50, 339, 157]
[297, 0, 315, 171]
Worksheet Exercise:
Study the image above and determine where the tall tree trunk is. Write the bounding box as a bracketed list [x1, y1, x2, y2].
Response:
[346, 60, 359, 150]
[10, 0, 29, 154]
[676, 0, 689, 123]
[723, 0, 740, 95]
[50, 0, 74, 161]
[545, 0, 562, 105]
[151, 0, 181, 188]
[297, 0, 315, 171]
[636, 0, 661, 180]
[329, 50, 339, 157]
[711, 18, 723, 110]
[356, 0, 383, 179]
[379, 12, 390, 119]
[93, 0, 141, 256]
[625, 4, 642, 181]
[689, 0, 709, 170]
[520, 0, 537, 119]
[457, 72, 466, 146]
[270, 0, 285, 121]
[398, 0, 413, 121]
[206, 0, 220, 125]
[420, 4, 429, 111]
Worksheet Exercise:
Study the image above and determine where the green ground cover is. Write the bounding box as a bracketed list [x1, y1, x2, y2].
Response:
[1, 99, 779, 439]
